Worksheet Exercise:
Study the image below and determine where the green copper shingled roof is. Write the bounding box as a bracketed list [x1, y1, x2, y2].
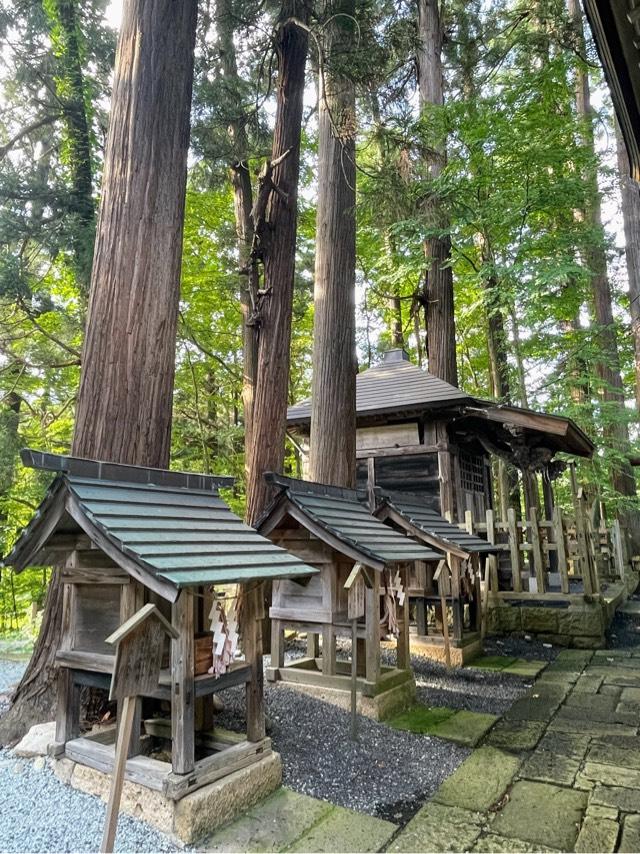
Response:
[260, 474, 441, 569]
[378, 492, 498, 556]
[4, 469, 316, 597]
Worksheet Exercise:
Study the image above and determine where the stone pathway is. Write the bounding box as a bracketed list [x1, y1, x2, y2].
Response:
[392, 648, 640, 852]
[201, 649, 640, 852]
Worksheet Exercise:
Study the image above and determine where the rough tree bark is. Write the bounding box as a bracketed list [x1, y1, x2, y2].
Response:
[568, 0, 635, 499]
[417, 0, 458, 386]
[616, 119, 640, 412]
[0, 0, 198, 745]
[308, 0, 357, 489]
[216, 0, 258, 453]
[245, 2, 310, 525]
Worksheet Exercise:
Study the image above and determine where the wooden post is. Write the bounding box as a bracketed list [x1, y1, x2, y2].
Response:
[507, 508, 523, 592]
[612, 519, 626, 581]
[396, 565, 410, 670]
[553, 507, 570, 594]
[438, 449, 455, 519]
[439, 576, 451, 668]
[119, 581, 143, 758]
[449, 554, 463, 641]
[270, 618, 284, 669]
[485, 509, 500, 593]
[171, 590, 195, 773]
[306, 632, 320, 659]
[351, 617, 358, 740]
[542, 473, 558, 572]
[529, 506, 545, 593]
[365, 571, 380, 684]
[244, 583, 266, 743]
[101, 695, 136, 853]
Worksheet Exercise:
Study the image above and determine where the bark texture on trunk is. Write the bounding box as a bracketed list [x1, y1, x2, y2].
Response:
[0, 0, 198, 746]
[568, 0, 635, 498]
[73, 0, 197, 467]
[616, 119, 640, 412]
[417, 0, 457, 387]
[308, 0, 357, 489]
[245, 2, 310, 525]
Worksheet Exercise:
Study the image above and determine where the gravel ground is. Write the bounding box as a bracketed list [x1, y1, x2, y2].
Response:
[483, 634, 560, 662]
[214, 680, 470, 824]
[608, 609, 640, 649]
[0, 748, 180, 853]
[0, 659, 26, 716]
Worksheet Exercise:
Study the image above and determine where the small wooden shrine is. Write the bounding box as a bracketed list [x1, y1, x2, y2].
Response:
[374, 491, 499, 665]
[3, 450, 316, 820]
[287, 348, 594, 525]
[256, 474, 442, 719]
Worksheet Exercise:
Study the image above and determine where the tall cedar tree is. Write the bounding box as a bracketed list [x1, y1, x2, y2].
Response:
[215, 0, 258, 457]
[0, 0, 198, 744]
[568, 0, 635, 500]
[308, 0, 357, 488]
[616, 121, 640, 411]
[245, 1, 311, 525]
[417, 0, 458, 386]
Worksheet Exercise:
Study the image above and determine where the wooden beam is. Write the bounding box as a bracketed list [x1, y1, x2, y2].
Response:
[244, 583, 266, 743]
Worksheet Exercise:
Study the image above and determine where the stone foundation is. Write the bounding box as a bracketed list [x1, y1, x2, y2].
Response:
[486, 599, 609, 648]
[51, 751, 282, 845]
[409, 635, 482, 667]
[271, 675, 416, 721]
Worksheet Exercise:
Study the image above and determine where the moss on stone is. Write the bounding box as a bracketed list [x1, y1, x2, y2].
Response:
[386, 704, 456, 733]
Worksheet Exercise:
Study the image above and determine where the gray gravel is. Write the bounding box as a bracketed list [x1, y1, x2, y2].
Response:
[0, 748, 180, 853]
[0, 659, 26, 716]
[215, 680, 470, 824]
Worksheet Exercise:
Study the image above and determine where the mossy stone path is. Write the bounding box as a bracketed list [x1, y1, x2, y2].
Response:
[201, 648, 640, 852]
[468, 655, 547, 679]
[387, 704, 499, 746]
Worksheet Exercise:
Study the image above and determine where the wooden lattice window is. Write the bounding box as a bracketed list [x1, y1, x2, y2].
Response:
[459, 451, 485, 494]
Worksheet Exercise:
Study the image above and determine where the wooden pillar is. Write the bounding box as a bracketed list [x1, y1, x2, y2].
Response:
[306, 633, 320, 658]
[321, 566, 336, 675]
[542, 472, 558, 572]
[270, 618, 285, 669]
[397, 565, 410, 670]
[553, 506, 570, 594]
[365, 570, 380, 684]
[507, 507, 523, 592]
[529, 506, 546, 593]
[119, 580, 143, 757]
[56, 667, 80, 746]
[438, 449, 455, 520]
[171, 589, 195, 774]
[449, 555, 463, 641]
[244, 583, 266, 742]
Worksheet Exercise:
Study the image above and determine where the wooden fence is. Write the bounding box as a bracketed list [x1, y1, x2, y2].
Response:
[459, 500, 634, 599]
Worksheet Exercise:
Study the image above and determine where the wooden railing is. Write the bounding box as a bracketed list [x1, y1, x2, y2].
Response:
[459, 502, 632, 599]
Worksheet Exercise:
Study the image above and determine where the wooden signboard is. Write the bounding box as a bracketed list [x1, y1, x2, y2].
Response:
[101, 604, 178, 853]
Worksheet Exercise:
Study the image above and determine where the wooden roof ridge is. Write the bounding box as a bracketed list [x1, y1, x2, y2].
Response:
[105, 602, 179, 645]
[20, 448, 235, 492]
[264, 471, 367, 502]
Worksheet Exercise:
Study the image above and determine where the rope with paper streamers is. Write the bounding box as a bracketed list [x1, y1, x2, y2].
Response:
[380, 569, 405, 636]
[208, 597, 239, 677]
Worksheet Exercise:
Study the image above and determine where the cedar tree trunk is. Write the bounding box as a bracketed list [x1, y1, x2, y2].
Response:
[568, 0, 635, 499]
[308, 0, 357, 488]
[417, 0, 457, 386]
[616, 120, 640, 412]
[245, 2, 310, 525]
[0, 0, 197, 746]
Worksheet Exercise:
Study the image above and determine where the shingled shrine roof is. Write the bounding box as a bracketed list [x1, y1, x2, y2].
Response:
[257, 473, 442, 572]
[287, 349, 475, 426]
[375, 492, 499, 558]
[3, 450, 316, 601]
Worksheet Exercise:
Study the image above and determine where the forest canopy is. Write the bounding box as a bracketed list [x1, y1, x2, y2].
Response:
[0, 0, 638, 634]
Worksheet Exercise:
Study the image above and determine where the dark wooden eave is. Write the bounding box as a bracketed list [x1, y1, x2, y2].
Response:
[583, 0, 640, 180]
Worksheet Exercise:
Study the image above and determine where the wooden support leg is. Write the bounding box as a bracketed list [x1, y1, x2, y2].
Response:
[120, 580, 143, 757]
[245, 584, 266, 743]
[306, 632, 319, 659]
[416, 598, 427, 636]
[171, 590, 195, 774]
[365, 572, 381, 684]
[270, 619, 284, 669]
[55, 667, 80, 746]
[322, 624, 336, 675]
[397, 567, 410, 671]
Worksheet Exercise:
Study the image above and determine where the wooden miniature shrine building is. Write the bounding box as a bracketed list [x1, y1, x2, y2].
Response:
[373, 491, 499, 664]
[257, 474, 442, 718]
[287, 348, 594, 525]
[3, 449, 316, 807]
